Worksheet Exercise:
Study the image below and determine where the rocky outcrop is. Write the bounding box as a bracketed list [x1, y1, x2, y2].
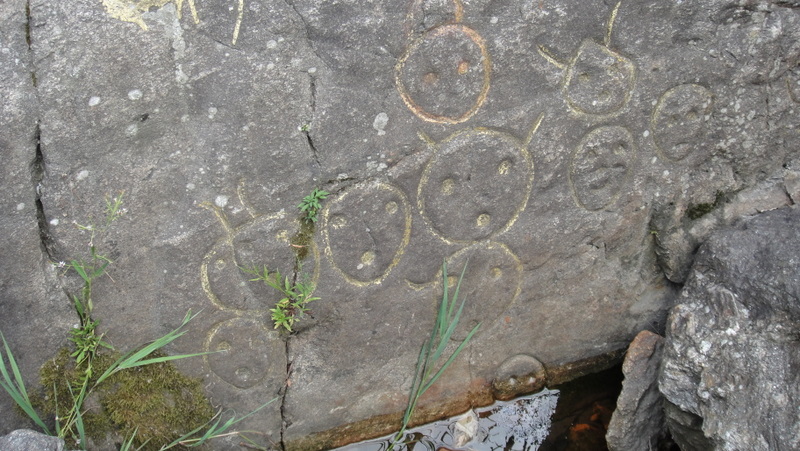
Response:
[660, 206, 800, 450]
[0, 429, 66, 451]
[606, 330, 666, 451]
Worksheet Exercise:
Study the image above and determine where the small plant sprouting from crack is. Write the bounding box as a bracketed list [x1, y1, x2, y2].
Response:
[240, 265, 319, 332]
[298, 188, 329, 224]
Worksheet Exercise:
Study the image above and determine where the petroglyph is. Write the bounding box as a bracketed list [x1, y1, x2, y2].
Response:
[201, 185, 319, 313]
[417, 115, 543, 244]
[396, 0, 491, 124]
[101, 0, 199, 30]
[538, 1, 636, 117]
[440, 241, 523, 339]
[569, 125, 636, 211]
[322, 182, 412, 286]
[100, 0, 245, 45]
[651, 84, 714, 162]
[204, 317, 283, 389]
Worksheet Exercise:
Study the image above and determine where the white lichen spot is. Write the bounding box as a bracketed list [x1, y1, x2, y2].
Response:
[266, 62, 275, 70]
[88, 96, 101, 107]
[643, 129, 650, 138]
[49, 219, 59, 226]
[16, 203, 25, 211]
[215, 195, 229, 208]
[186, 183, 195, 190]
[372, 112, 389, 136]
[126, 123, 139, 136]
[208, 106, 218, 119]
[76, 170, 90, 181]
[175, 65, 189, 84]
[128, 89, 143, 100]
[490, 16, 498, 24]
[266, 39, 277, 49]
[307, 67, 317, 74]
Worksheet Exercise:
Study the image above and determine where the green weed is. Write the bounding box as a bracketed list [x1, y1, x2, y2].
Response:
[298, 188, 329, 224]
[241, 265, 319, 332]
[0, 192, 276, 450]
[389, 261, 480, 450]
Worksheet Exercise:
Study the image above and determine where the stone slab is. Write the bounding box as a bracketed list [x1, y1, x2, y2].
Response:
[0, 0, 797, 449]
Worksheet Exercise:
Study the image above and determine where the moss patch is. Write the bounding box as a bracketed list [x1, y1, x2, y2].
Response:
[687, 191, 725, 220]
[34, 347, 213, 450]
[291, 219, 315, 265]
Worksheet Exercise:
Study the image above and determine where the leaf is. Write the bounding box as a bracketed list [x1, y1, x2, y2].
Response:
[0, 331, 51, 434]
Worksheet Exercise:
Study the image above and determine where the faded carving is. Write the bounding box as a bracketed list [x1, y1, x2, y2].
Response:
[538, 1, 636, 118]
[651, 84, 715, 163]
[100, 0, 245, 45]
[569, 125, 636, 211]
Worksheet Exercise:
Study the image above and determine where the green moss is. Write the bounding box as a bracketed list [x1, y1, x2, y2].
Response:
[291, 220, 315, 265]
[34, 347, 213, 450]
[687, 191, 725, 220]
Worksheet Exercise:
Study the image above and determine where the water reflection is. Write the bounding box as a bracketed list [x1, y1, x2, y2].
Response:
[340, 389, 560, 451]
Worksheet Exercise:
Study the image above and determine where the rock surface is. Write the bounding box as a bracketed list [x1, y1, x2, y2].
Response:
[0, 429, 66, 451]
[660, 205, 800, 451]
[606, 330, 666, 451]
[0, 0, 798, 449]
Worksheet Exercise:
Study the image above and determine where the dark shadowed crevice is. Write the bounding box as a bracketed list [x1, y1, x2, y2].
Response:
[279, 338, 291, 451]
[303, 74, 322, 169]
[31, 124, 55, 260]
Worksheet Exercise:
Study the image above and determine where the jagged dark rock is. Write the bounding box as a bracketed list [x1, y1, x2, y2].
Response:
[660, 205, 800, 450]
[606, 330, 667, 451]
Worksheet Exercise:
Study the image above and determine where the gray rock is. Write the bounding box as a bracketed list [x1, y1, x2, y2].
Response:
[1, 0, 799, 448]
[606, 330, 666, 451]
[0, 429, 65, 451]
[660, 206, 800, 451]
[0, 0, 75, 434]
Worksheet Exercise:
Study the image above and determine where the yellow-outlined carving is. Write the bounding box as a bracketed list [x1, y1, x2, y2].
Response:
[537, 1, 636, 119]
[416, 114, 543, 245]
[101, 0, 245, 45]
[403, 0, 465, 37]
[200, 184, 320, 313]
[568, 125, 636, 211]
[412, 241, 523, 338]
[651, 83, 714, 163]
[321, 182, 412, 287]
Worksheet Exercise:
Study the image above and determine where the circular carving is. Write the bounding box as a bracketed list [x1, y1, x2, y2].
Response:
[204, 317, 283, 389]
[569, 125, 636, 211]
[440, 241, 523, 339]
[651, 84, 714, 162]
[396, 23, 491, 124]
[201, 212, 319, 313]
[563, 40, 636, 116]
[323, 182, 412, 286]
[492, 354, 547, 400]
[418, 128, 533, 243]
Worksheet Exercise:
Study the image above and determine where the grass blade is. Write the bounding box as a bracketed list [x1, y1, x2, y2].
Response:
[0, 332, 50, 434]
[95, 310, 208, 385]
[162, 396, 280, 449]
